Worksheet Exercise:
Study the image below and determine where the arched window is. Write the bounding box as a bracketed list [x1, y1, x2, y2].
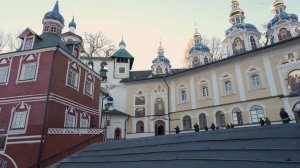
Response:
[250, 105, 265, 123]
[216, 111, 226, 127]
[136, 121, 144, 133]
[10, 102, 30, 130]
[250, 36, 257, 50]
[286, 70, 300, 95]
[224, 80, 232, 93]
[50, 24, 57, 33]
[67, 62, 80, 89]
[204, 56, 209, 64]
[19, 54, 38, 81]
[182, 115, 192, 130]
[202, 86, 209, 97]
[199, 113, 207, 129]
[232, 108, 243, 125]
[44, 24, 50, 32]
[64, 107, 78, 128]
[80, 113, 90, 128]
[251, 74, 262, 89]
[178, 84, 188, 103]
[154, 98, 165, 115]
[135, 107, 145, 117]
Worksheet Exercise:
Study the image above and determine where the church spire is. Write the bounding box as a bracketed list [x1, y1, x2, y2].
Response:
[272, 0, 286, 15]
[69, 16, 77, 33]
[229, 0, 245, 25]
[119, 35, 126, 49]
[157, 39, 164, 56]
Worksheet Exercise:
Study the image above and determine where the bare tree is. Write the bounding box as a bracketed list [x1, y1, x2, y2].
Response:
[261, 23, 269, 47]
[183, 38, 194, 68]
[0, 30, 5, 53]
[6, 32, 21, 52]
[183, 36, 224, 67]
[84, 31, 115, 57]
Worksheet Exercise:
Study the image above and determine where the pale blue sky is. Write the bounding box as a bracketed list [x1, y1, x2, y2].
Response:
[0, 0, 299, 70]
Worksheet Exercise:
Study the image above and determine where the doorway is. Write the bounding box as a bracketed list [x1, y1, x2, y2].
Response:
[155, 120, 165, 136]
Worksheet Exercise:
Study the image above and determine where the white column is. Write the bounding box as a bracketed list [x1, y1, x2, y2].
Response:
[170, 81, 176, 112]
[277, 68, 289, 96]
[189, 76, 196, 109]
[211, 70, 220, 105]
[282, 97, 295, 119]
[235, 64, 246, 101]
[263, 55, 278, 96]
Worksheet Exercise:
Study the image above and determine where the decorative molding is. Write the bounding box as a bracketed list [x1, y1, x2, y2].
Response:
[211, 70, 219, 105]
[189, 76, 196, 109]
[47, 128, 105, 135]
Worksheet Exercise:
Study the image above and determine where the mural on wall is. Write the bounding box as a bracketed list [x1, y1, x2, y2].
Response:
[135, 107, 145, 117]
[278, 28, 292, 41]
[156, 66, 162, 74]
[232, 37, 245, 55]
[193, 57, 200, 67]
[286, 70, 300, 95]
[135, 92, 145, 105]
[154, 98, 165, 115]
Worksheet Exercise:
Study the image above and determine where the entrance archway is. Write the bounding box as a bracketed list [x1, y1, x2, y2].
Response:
[114, 128, 121, 140]
[155, 120, 165, 136]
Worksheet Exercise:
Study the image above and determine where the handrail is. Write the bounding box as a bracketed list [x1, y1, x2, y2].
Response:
[29, 135, 100, 168]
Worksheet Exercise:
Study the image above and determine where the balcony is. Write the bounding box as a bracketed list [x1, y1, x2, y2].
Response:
[47, 128, 105, 135]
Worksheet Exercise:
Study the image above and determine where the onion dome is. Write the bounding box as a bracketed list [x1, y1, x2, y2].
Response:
[43, 0, 64, 25]
[189, 29, 210, 54]
[226, 23, 258, 36]
[267, 0, 298, 30]
[152, 42, 170, 65]
[69, 16, 77, 29]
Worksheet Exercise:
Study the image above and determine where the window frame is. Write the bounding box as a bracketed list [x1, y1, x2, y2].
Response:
[182, 115, 192, 130]
[0, 65, 9, 85]
[250, 36, 257, 50]
[64, 107, 78, 128]
[8, 102, 31, 134]
[136, 121, 144, 133]
[17, 54, 39, 83]
[0, 58, 12, 85]
[250, 73, 262, 90]
[118, 66, 126, 74]
[178, 84, 188, 104]
[199, 113, 207, 129]
[232, 108, 243, 125]
[84, 73, 94, 98]
[22, 36, 35, 50]
[249, 105, 265, 123]
[50, 24, 57, 33]
[66, 62, 81, 91]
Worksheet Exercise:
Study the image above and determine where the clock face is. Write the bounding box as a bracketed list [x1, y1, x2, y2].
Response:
[293, 102, 300, 112]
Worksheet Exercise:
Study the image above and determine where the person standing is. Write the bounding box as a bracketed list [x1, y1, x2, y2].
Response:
[280, 108, 290, 124]
[210, 123, 216, 130]
[259, 118, 265, 126]
[175, 126, 180, 134]
[194, 123, 199, 132]
[265, 117, 271, 126]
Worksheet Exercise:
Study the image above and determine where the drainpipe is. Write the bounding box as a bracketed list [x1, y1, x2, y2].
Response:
[36, 46, 59, 168]
[99, 93, 109, 128]
[163, 75, 171, 134]
[124, 115, 130, 139]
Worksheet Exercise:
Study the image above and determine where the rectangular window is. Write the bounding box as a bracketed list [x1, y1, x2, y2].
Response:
[85, 80, 92, 95]
[20, 63, 37, 81]
[11, 111, 27, 129]
[23, 37, 34, 50]
[65, 115, 76, 128]
[117, 58, 128, 63]
[0, 136, 6, 150]
[0, 66, 9, 83]
[67, 70, 78, 87]
[80, 119, 89, 128]
[118, 67, 126, 74]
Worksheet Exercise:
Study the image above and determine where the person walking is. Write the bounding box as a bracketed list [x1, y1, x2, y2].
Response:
[280, 108, 290, 124]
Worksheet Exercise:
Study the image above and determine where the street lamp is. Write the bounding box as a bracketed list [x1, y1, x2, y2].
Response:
[104, 96, 114, 127]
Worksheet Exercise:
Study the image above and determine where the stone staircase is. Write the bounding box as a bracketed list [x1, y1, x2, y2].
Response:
[52, 124, 300, 168]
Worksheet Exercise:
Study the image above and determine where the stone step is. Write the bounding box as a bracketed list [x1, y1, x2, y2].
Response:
[57, 158, 300, 168]
[79, 137, 300, 156]
[67, 148, 300, 162]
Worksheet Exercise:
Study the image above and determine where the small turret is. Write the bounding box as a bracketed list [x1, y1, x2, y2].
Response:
[69, 16, 77, 33]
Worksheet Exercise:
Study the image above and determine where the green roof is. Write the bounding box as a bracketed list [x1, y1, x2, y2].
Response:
[103, 109, 129, 116]
[111, 48, 134, 69]
[111, 48, 134, 59]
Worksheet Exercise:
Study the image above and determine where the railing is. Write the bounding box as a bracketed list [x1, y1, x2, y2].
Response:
[47, 128, 105, 135]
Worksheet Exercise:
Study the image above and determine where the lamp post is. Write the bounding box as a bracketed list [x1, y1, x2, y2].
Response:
[103, 95, 114, 140]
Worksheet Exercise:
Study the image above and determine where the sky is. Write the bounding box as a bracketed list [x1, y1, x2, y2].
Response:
[0, 0, 299, 70]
